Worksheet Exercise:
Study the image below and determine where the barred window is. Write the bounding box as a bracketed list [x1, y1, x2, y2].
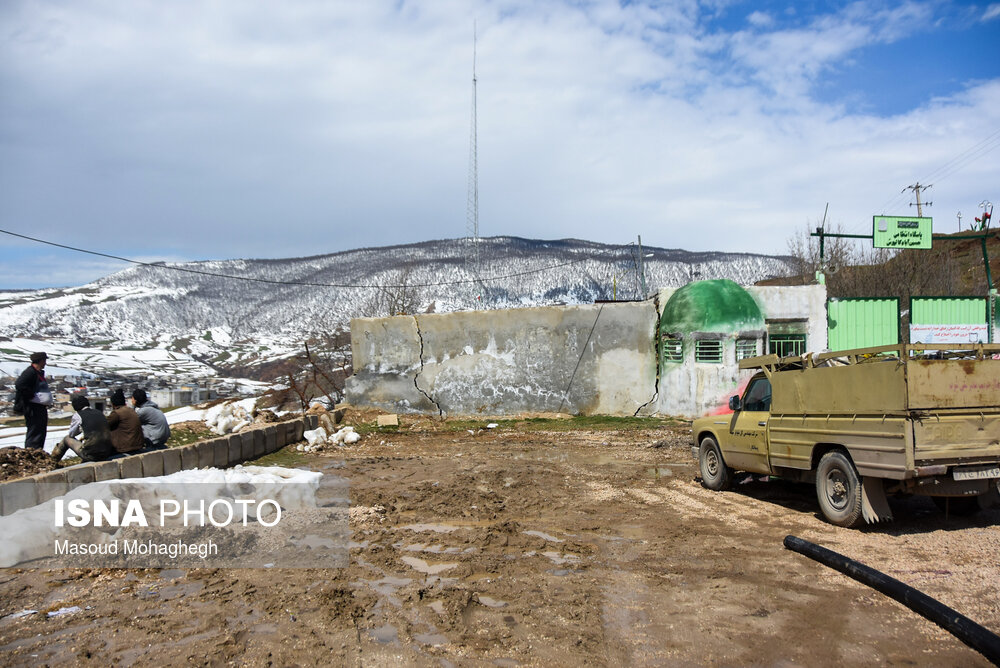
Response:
[768, 334, 806, 358]
[736, 339, 758, 361]
[695, 339, 723, 364]
[661, 337, 683, 363]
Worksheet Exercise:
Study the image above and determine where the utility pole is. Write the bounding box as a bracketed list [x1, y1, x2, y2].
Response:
[903, 182, 933, 217]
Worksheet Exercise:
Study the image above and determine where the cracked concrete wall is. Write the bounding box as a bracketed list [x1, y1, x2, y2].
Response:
[346, 301, 658, 416]
[346, 316, 438, 413]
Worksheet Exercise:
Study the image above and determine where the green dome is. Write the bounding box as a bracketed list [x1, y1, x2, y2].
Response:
[660, 279, 764, 334]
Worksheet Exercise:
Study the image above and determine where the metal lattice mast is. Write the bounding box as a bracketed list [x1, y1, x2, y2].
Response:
[465, 23, 481, 291]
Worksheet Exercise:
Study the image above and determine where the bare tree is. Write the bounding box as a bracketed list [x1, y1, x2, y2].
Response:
[361, 267, 422, 318]
[286, 329, 353, 411]
[785, 221, 866, 284]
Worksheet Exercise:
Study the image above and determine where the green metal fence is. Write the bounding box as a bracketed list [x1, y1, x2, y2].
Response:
[827, 298, 900, 350]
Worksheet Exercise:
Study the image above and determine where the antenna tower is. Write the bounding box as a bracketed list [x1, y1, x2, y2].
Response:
[465, 23, 481, 295]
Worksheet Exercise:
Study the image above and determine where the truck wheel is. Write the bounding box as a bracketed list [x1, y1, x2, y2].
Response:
[816, 451, 863, 528]
[699, 436, 732, 491]
[931, 496, 981, 516]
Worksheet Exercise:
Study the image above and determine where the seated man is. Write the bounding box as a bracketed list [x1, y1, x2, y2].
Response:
[107, 389, 144, 455]
[50, 395, 116, 463]
[131, 389, 171, 450]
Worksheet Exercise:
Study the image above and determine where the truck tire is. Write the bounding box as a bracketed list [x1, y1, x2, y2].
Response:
[699, 436, 732, 491]
[816, 450, 863, 528]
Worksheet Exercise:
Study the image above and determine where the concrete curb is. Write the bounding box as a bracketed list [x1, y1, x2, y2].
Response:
[0, 418, 308, 516]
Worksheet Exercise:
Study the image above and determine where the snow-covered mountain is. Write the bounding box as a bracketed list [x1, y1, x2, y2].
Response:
[0, 236, 794, 373]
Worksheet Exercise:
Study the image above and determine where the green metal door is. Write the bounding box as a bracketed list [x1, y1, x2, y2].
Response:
[827, 298, 899, 350]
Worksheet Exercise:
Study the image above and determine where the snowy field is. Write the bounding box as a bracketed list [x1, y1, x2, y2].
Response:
[0, 337, 217, 380]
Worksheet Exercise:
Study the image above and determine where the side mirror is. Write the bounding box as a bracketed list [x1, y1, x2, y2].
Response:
[728, 396, 741, 411]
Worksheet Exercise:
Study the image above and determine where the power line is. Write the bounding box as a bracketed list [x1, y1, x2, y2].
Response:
[0, 228, 633, 290]
[859, 128, 1000, 235]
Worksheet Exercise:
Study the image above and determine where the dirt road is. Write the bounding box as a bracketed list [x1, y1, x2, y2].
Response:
[1, 420, 998, 666]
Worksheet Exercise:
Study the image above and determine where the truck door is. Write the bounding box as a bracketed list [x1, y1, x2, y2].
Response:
[726, 376, 772, 474]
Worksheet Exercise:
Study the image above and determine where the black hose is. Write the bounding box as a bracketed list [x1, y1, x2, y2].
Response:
[784, 535, 1000, 666]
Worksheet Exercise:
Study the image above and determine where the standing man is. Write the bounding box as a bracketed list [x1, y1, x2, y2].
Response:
[131, 389, 170, 450]
[14, 352, 53, 450]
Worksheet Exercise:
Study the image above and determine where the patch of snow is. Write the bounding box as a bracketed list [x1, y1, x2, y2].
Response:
[47, 606, 82, 618]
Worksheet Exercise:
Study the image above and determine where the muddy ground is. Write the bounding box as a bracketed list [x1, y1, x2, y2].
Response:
[1, 419, 998, 666]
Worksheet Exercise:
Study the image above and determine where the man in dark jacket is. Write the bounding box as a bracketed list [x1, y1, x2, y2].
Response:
[107, 389, 144, 455]
[131, 389, 170, 450]
[14, 352, 52, 449]
[50, 395, 115, 462]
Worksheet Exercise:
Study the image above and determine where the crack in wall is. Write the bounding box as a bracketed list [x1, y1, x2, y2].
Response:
[412, 316, 443, 417]
[633, 295, 661, 417]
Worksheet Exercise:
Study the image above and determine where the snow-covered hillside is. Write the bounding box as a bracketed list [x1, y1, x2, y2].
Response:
[0, 236, 794, 371]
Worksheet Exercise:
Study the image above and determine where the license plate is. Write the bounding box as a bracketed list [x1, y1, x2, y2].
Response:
[952, 465, 1000, 481]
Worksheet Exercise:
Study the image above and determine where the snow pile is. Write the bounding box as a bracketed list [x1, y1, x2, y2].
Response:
[298, 426, 361, 452]
[205, 398, 259, 435]
[0, 465, 322, 568]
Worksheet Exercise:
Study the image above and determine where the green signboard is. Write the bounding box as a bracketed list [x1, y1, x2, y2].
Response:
[873, 216, 932, 249]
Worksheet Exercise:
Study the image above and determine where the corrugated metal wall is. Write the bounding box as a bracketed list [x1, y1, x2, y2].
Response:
[911, 297, 986, 324]
[827, 298, 899, 350]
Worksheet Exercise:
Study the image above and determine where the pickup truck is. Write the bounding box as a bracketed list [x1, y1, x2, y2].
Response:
[691, 343, 1000, 527]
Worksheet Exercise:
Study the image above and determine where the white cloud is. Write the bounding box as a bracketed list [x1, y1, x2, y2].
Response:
[746, 11, 773, 28]
[983, 4, 1000, 21]
[0, 0, 997, 290]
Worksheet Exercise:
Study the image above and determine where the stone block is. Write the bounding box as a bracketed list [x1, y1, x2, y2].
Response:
[253, 429, 266, 458]
[291, 419, 304, 443]
[64, 463, 97, 490]
[93, 460, 121, 482]
[318, 412, 338, 434]
[228, 435, 243, 466]
[307, 414, 319, 430]
[264, 426, 278, 454]
[162, 448, 182, 476]
[197, 441, 215, 469]
[377, 414, 399, 427]
[240, 431, 255, 460]
[34, 470, 69, 503]
[179, 444, 200, 471]
[119, 455, 143, 480]
[213, 438, 230, 468]
[139, 451, 164, 478]
[1, 479, 38, 516]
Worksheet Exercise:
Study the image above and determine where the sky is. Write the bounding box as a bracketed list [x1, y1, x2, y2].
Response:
[1, 0, 999, 290]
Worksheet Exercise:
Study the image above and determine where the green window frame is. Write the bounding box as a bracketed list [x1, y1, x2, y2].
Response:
[736, 338, 758, 361]
[768, 334, 806, 358]
[661, 337, 683, 363]
[695, 339, 723, 364]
